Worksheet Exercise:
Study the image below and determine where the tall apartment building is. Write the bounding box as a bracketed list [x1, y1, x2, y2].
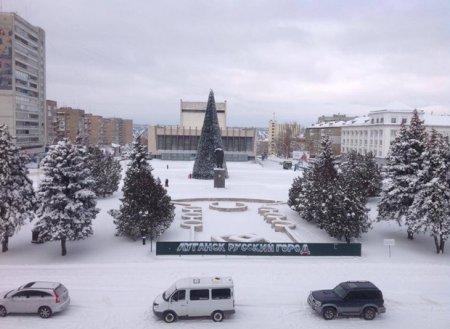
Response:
[101, 117, 132, 146]
[50, 108, 132, 147]
[101, 117, 113, 145]
[84, 113, 103, 145]
[56, 107, 85, 143]
[120, 119, 133, 145]
[46, 99, 57, 145]
[0, 13, 46, 150]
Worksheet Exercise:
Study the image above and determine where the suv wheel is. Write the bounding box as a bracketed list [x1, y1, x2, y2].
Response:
[363, 307, 376, 320]
[322, 307, 336, 320]
[38, 306, 52, 319]
[212, 310, 224, 322]
[163, 311, 177, 323]
[0, 306, 7, 317]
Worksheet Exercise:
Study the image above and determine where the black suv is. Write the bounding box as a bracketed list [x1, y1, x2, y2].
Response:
[307, 281, 385, 320]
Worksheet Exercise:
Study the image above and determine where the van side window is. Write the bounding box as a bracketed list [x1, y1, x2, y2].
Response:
[190, 289, 209, 300]
[171, 290, 185, 302]
[212, 288, 231, 300]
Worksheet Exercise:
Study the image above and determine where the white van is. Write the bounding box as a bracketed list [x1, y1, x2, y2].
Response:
[153, 276, 235, 323]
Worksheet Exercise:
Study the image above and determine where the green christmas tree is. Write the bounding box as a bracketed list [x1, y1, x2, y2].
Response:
[192, 90, 228, 179]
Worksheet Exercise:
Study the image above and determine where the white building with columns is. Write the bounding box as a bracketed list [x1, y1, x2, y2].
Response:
[341, 105, 450, 159]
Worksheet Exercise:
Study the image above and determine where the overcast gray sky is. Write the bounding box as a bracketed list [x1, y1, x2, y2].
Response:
[4, 0, 450, 126]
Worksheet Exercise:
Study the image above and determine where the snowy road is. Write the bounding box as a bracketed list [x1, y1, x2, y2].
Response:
[1, 257, 449, 329]
[1, 160, 449, 329]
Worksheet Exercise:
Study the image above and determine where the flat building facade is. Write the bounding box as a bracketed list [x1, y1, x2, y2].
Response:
[148, 100, 256, 161]
[180, 100, 226, 129]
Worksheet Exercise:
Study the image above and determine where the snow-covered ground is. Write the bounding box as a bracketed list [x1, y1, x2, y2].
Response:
[1, 159, 449, 329]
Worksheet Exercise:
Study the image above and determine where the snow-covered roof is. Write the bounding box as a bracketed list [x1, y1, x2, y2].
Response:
[422, 114, 450, 126]
[310, 116, 370, 128]
[419, 105, 450, 116]
[310, 121, 347, 128]
[341, 116, 371, 126]
[381, 101, 414, 110]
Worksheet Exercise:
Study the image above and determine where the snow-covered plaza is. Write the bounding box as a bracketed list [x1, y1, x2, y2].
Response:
[0, 158, 449, 329]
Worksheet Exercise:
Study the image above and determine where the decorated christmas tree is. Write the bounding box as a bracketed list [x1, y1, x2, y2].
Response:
[192, 90, 228, 179]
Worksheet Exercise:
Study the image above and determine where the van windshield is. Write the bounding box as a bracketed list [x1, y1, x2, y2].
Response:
[163, 284, 176, 301]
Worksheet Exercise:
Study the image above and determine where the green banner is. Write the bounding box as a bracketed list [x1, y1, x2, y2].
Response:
[156, 242, 361, 256]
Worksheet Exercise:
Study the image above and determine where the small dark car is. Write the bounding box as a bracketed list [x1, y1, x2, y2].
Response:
[307, 281, 385, 320]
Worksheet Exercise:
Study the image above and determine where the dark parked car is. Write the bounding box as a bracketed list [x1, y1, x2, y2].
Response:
[307, 281, 385, 320]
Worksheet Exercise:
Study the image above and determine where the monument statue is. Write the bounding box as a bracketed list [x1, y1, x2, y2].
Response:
[214, 147, 224, 168]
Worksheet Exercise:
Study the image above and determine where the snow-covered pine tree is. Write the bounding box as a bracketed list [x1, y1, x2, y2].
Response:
[0, 124, 36, 252]
[362, 152, 382, 197]
[377, 109, 427, 239]
[34, 139, 99, 256]
[339, 150, 381, 199]
[296, 165, 319, 222]
[103, 154, 122, 196]
[89, 146, 122, 197]
[297, 136, 337, 228]
[192, 90, 228, 179]
[406, 130, 450, 253]
[339, 150, 366, 198]
[109, 139, 174, 249]
[288, 176, 303, 212]
[322, 175, 371, 243]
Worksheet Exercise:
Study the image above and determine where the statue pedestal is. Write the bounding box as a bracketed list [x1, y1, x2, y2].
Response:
[214, 168, 226, 188]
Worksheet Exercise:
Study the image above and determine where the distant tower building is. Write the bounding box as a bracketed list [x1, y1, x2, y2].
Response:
[0, 13, 46, 151]
[268, 119, 278, 155]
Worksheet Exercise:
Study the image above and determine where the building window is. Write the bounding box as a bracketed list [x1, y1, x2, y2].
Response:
[391, 117, 397, 124]
[401, 118, 407, 124]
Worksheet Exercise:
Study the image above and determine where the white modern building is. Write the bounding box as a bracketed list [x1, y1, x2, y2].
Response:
[0, 13, 46, 150]
[341, 107, 450, 159]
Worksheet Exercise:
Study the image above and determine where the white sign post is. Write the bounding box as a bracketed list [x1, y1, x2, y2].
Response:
[384, 239, 395, 258]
